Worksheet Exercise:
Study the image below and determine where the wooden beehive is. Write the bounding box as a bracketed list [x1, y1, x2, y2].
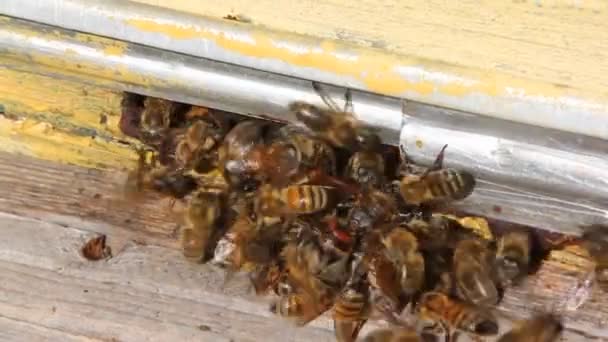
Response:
[1, 1, 608, 341]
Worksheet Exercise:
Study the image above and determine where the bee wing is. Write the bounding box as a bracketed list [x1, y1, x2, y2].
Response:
[318, 255, 350, 287]
[312, 81, 342, 112]
[457, 268, 498, 306]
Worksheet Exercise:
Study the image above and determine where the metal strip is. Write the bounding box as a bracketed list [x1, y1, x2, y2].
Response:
[1, 17, 606, 234]
[2, 0, 608, 140]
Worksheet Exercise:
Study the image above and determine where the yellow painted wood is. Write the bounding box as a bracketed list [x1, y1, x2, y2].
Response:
[0, 62, 137, 170]
[133, 0, 608, 100]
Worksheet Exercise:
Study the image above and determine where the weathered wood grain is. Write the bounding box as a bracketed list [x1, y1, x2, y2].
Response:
[0, 61, 137, 170]
[0, 152, 605, 341]
[0, 316, 96, 342]
[0, 213, 337, 342]
[0, 152, 178, 250]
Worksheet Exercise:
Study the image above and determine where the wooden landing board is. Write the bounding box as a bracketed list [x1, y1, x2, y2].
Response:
[0, 152, 605, 341]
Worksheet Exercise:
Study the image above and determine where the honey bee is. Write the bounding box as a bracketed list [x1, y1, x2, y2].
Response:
[274, 125, 337, 176]
[363, 232, 407, 315]
[333, 282, 370, 342]
[81, 234, 112, 261]
[181, 189, 224, 262]
[495, 230, 532, 287]
[174, 108, 229, 172]
[360, 327, 422, 342]
[404, 214, 451, 252]
[124, 149, 197, 200]
[344, 150, 386, 188]
[249, 262, 282, 295]
[211, 213, 256, 270]
[119, 92, 144, 139]
[579, 224, 608, 291]
[139, 97, 184, 145]
[453, 238, 499, 306]
[346, 189, 397, 236]
[289, 82, 381, 152]
[212, 215, 283, 272]
[271, 290, 332, 326]
[218, 120, 269, 187]
[255, 183, 336, 217]
[381, 228, 425, 297]
[398, 145, 475, 206]
[417, 291, 498, 341]
[498, 314, 563, 342]
[271, 239, 334, 325]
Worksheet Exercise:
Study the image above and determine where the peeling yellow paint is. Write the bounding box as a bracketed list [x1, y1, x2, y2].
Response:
[0, 64, 125, 139]
[0, 64, 137, 170]
[0, 117, 136, 170]
[130, 0, 608, 100]
[124, 17, 588, 101]
[103, 45, 127, 56]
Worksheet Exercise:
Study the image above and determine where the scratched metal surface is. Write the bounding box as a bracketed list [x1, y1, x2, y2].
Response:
[2, 0, 608, 140]
[1, 16, 607, 235]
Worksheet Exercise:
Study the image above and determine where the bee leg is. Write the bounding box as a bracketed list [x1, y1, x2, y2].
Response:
[444, 328, 452, 342]
[418, 144, 448, 179]
[351, 319, 367, 341]
[451, 331, 463, 342]
[306, 169, 360, 195]
[343, 88, 354, 114]
[312, 81, 341, 111]
[398, 145, 416, 176]
[429, 144, 449, 172]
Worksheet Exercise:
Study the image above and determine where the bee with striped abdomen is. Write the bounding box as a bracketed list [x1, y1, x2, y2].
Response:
[270, 239, 334, 325]
[333, 281, 371, 342]
[180, 189, 224, 262]
[498, 314, 563, 342]
[417, 291, 498, 342]
[398, 145, 475, 206]
[254, 183, 336, 217]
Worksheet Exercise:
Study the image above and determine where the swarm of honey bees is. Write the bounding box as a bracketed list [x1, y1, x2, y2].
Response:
[118, 83, 607, 342]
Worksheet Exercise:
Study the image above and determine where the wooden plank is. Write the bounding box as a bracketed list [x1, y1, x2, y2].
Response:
[0, 63, 137, 170]
[0, 152, 604, 340]
[0, 152, 178, 250]
[0, 213, 336, 342]
[0, 316, 96, 342]
[134, 0, 608, 99]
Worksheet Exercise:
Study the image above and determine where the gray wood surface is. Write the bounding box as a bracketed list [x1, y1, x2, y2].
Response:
[0, 152, 605, 341]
